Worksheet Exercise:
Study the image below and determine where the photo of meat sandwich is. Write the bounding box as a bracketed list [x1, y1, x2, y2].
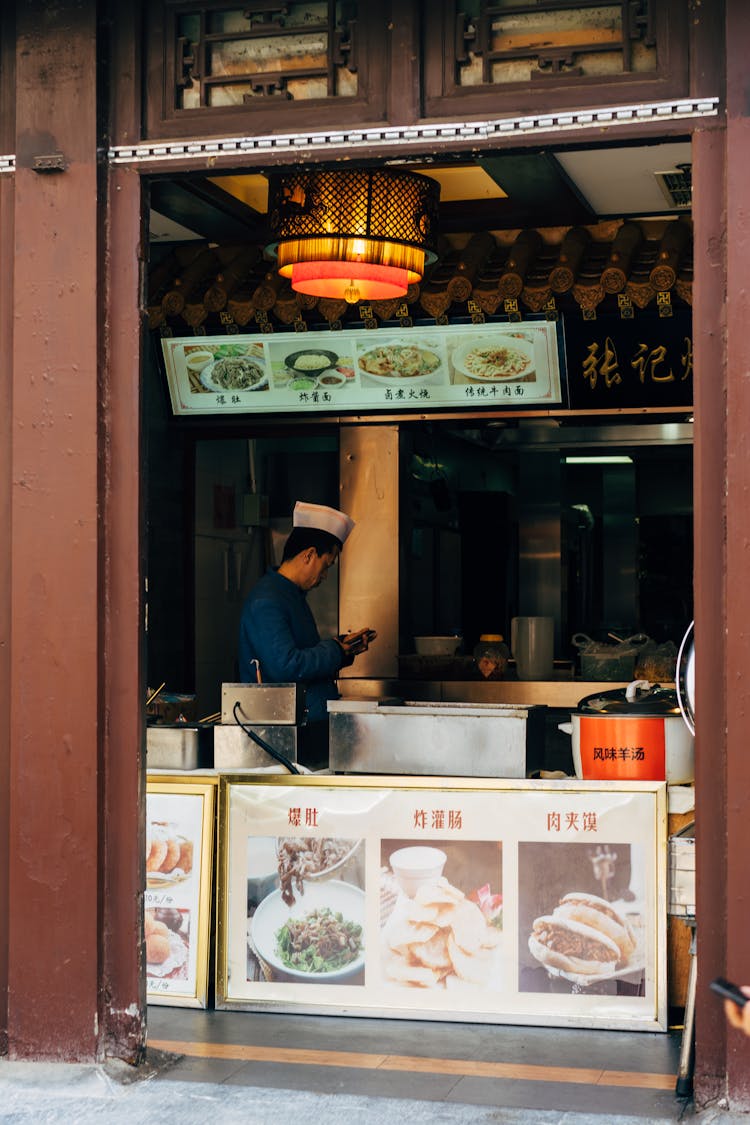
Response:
[518, 841, 645, 994]
[528, 916, 617, 977]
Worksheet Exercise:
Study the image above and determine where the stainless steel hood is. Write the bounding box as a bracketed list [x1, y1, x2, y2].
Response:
[453, 421, 694, 452]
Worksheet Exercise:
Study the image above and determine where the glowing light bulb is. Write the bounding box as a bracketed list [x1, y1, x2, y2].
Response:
[343, 283, 361, 304]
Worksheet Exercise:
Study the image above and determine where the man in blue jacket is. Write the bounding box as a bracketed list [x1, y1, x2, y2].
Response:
[238, 500, 376, 724]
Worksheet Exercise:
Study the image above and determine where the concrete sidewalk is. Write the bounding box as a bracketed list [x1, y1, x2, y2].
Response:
[0, 1053, 744, 1125]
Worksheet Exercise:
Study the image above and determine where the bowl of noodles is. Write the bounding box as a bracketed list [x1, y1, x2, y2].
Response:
[357, 343, 443, 387]
[451, 335, 535, 383]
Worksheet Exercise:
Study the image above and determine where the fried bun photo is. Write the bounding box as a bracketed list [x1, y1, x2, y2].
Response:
[528, 891, 635, 978]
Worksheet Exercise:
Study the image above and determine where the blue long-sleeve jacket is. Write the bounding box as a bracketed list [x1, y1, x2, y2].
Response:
[238, 568, 345, 723]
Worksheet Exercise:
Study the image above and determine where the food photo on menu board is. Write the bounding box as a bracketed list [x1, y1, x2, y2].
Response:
[145, 793, 204, 994]
[182, 340, 269, 394]
[355, 339, 448, 389]
[517, 841, 646, 996]
[379, 839, 503, 992]
[266, 342, 357, 391]
[145, 814, 194, 984]
[246, 836, 366, 985]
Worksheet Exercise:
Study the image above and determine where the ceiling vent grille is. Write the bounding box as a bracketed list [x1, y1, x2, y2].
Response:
[654, 163, 692, 209]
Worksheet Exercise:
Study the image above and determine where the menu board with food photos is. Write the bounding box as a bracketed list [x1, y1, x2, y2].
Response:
[217, 775, 667, 1030]
[160, 320, 563, 416]
[145, 776, 217, 1008]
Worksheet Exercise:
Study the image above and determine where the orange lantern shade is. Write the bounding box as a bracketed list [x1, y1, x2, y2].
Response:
[266, 169, 439, 304]
[288, 261, 411, 301]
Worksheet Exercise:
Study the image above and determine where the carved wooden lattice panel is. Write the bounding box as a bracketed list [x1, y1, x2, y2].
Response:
[176, 1, 358, 109]
[454, 0, 657, 88]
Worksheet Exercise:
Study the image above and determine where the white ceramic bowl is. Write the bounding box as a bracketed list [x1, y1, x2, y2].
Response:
[451, 334, 535, 382]
[184, 349, 214, 374]
[389, 846, 447, 898]
[316, 370, 348, 389]
[414, 635, 462, 656]
[251, 880, 365, 981]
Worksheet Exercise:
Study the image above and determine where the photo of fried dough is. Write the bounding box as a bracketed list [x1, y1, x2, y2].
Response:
[145, 907, 190, 980]
[146, 820, 194, 886]
[381, 876, 500, 989]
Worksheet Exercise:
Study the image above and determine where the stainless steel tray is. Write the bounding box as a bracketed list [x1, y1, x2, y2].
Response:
[146, 724, 214, 770]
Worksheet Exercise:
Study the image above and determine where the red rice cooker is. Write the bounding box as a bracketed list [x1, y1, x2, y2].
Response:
[568, 679, 694, 783]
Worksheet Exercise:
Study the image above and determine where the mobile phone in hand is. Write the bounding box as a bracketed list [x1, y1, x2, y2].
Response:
[345, 629, 376, 656]
[710, 977, 748, 1007]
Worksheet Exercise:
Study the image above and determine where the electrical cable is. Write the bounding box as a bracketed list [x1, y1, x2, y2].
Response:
[233, 700, 300, 775]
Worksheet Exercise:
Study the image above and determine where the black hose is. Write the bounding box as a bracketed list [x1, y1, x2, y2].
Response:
[233, 700, 300, 775]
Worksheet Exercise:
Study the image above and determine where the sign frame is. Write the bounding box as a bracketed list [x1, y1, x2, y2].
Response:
[160, 319, 565, 417]
[145, 774, 217, 1009]
[216, 774, 667, 1031]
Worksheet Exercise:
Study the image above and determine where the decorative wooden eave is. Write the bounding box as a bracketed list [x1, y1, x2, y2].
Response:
[147, 218, 693, 334]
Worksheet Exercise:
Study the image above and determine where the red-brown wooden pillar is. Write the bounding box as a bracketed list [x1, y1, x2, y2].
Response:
[99, 0, 148, 1063]
[0, 2, 15, 1059]
[693, 0, 750, 1110]
[3, 0, 145, 1060]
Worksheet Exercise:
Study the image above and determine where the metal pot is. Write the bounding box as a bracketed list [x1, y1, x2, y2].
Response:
[564, 679, 694, 783]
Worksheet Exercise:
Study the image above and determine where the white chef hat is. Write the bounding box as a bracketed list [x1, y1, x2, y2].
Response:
[292, 500, 355, 545]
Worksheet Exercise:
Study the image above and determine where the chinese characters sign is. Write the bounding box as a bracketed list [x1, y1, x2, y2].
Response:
[565, 310, 693, 410]
[218, 777, 666, 1030]
[160, 321, 563, 416]
[577, 716, 666, 782]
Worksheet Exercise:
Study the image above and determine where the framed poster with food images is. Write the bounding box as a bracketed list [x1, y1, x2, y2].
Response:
[216, 776, 667, 1031]
[160, 320, 564, 417]
[145, 776, 217, 1008]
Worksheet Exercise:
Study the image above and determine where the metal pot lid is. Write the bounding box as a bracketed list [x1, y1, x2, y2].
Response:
[676, 621, 695, 734]
[576, 679, 681, 717]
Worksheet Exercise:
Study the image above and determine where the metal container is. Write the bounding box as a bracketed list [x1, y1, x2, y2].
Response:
[213, 723, 300, 770]
[213, 721, 328, 771]
[146, 724, 213, 770]
[328, 699, 546, 778]
[221, 682, 301, 726]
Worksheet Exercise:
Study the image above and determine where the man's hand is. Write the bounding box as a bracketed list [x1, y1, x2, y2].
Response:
[338, 628, 377, 657]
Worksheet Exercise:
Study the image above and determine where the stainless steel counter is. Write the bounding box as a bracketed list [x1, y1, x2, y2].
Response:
[336, 678, 665, 709]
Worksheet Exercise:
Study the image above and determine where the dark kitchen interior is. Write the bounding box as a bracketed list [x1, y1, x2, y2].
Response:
[145, 140, 694, 714]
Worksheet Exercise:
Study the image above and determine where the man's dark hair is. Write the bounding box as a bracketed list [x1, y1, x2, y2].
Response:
[282, 526, 341, 562]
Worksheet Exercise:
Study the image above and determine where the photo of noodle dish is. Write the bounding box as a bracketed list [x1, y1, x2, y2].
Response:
[357, 342, 444, 387]
[451, 334, 535, 383]
[200, 354, 269, 392]
[250, 880, 366, 983]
